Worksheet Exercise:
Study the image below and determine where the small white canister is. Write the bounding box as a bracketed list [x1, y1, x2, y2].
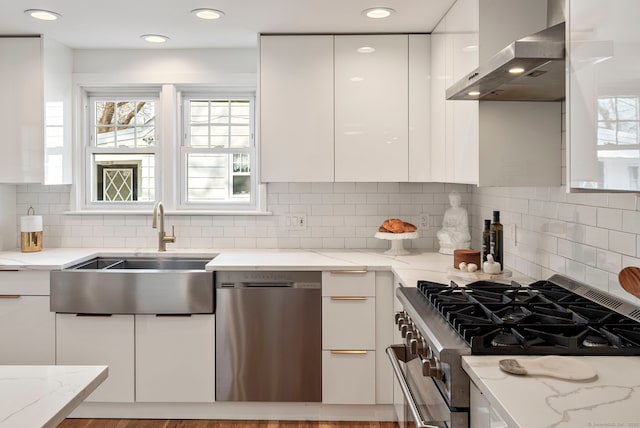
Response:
[20, 207, 43, 252]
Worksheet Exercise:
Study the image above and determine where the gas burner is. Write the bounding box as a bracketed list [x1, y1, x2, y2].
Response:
[582, 334, 609, 348]
[490, 331, 520, 347]
[501, 311, 528, 323]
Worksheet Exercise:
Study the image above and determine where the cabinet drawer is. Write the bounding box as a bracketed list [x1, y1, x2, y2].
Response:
[0, 271, 50, 295]
[322, 350, 375, 404]
[322, 296, 375, 349]
[322, 270, 375, 296]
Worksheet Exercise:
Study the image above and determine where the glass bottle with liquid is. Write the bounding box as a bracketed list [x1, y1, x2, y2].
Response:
[490, 211, 503, 270]
[482, 219, 491, 263]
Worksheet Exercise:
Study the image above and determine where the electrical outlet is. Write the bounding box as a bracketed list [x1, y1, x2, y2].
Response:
[287, 213, 307, 230]
[420, 214, 430, 229]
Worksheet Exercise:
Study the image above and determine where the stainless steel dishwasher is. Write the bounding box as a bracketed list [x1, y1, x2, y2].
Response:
[215, 271, 322, 402]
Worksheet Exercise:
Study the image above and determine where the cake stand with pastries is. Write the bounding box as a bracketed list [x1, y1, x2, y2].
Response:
[376, 219, 418, 255]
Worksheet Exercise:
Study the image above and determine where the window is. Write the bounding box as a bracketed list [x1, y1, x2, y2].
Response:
[181, 95, 256, 209]
[597, 96, 640, 146]
[85, 92, 159, 206]
[77, 86, 261, 213]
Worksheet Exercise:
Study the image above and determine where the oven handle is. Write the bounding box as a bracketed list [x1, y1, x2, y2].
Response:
[386, 346, 446, 428]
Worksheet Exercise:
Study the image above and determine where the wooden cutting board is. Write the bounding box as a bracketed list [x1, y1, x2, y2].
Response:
[618, 266, 640, 299]
[499, 356, 597, 380]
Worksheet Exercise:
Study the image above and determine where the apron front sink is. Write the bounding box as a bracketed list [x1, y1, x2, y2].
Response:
[50, 255, 216, 314]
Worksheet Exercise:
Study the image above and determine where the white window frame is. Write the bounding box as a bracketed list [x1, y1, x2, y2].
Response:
[179, 92, 258, 212]
[72, 85, 265, 215]
[81, 89, 161, 210]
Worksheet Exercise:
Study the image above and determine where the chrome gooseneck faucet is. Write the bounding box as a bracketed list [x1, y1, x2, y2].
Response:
[152, 201, 176, 251]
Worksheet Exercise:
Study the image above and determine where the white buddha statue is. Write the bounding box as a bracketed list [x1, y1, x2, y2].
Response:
[437, 191, 471, 254]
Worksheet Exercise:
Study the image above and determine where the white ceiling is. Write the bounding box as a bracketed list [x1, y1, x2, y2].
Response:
[0, 0, 455, 49]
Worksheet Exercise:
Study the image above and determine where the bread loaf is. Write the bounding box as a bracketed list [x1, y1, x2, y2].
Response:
[379, 219, 417, 233]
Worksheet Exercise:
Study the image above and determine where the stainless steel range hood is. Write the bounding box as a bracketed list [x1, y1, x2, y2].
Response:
[445, 22, 566, 101]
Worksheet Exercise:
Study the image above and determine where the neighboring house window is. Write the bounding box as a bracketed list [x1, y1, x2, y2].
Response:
[86, 93, 159, 206]
[181, 95, 256, 209]
[597, 96, 639, 146]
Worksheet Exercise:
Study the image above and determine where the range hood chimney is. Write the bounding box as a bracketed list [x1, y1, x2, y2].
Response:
[446, 0, 566, 101]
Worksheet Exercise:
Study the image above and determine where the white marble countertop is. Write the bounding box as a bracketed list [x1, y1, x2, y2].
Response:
[0, 365, 107, 428]
[462, 355, 640, 428]
[0, 247, 493, 287]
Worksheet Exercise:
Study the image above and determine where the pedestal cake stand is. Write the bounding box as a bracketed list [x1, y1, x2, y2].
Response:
[374, 231, 418, 256]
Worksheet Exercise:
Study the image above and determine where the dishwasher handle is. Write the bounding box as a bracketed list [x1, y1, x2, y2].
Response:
[217, 281, 321, 289]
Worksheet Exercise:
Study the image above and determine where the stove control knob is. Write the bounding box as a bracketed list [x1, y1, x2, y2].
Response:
[420, 357, 431, 377]
[428, 358, 443, 380]
[405, 330, 414, 347]
[397, 317, 405, 330]
[394, 311, 407, 324]
[400, 324, 409, 338]
[409, 338, 419, 355]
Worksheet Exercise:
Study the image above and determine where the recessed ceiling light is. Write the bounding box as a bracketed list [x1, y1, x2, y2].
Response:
[362, 7, 395, 19]
[141, 34, 170, 43]
[191, 8, 225, 20]
[357, 46, 376, 54]
[509, 67, 526, 74]
[24, 9, 61, 21]
[467, 91, 481, 97]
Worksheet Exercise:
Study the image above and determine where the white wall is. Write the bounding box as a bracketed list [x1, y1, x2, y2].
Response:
[0, 184, 16, 250]
[14, 182, 471, 251]
[471, 187, 640, 306]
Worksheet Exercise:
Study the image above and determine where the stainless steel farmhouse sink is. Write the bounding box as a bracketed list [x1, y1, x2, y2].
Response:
[50, 254, 217, 315]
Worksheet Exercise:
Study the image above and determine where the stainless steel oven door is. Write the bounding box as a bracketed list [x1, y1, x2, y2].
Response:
[387, 345, 469, 428]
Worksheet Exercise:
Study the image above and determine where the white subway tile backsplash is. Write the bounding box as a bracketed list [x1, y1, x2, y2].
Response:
[608, 193, 637, 210]
[609, 230, 636, 256]
[597, 207, 623, 230]
[596, 249, 622, 274]
[622, 210, 640, 234]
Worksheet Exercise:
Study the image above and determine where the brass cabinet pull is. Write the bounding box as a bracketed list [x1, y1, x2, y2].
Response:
[0, 295, 20, 299]
[328, 270, 368, 274]
[330, 350, 368, 355]
[330, 296, 368, 301]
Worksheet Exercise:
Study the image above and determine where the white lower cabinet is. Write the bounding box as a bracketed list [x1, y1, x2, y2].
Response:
[321, 270, 376, 404]
[322, 350, 376, 405]
[0, 271, 55, 365]
[135, 314, 215, 403]
[0, 295, 55, 364]
[470, 380, 510, 428]
[56, 314, 135, 403]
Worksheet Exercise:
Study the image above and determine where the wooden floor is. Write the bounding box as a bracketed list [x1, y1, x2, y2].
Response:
[58, 420, 398, 428]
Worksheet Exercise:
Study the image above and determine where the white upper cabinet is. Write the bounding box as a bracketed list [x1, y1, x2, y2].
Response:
[260, 34, 430, 183]
[568, 0, 640, 191]
[0, 36, 72, 185]
[260, 36, 334, 182]
[334, 35, 409, 182]
[0, 37, 44, 183]
[430, 0, 561, 186]
[408, 34, 432, 182]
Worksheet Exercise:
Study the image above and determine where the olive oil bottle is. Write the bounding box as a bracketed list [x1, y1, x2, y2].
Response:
[490, 211, 503, 270]
[482, 219, 491, 263]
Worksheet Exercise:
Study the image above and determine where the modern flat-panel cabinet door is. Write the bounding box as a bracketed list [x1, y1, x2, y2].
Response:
[569, 0, 640, 191]
[260, 35, 334, 182]
[135, 314, 215, 403]
[0, 295, 55, 364]
[0, 37, 43, 183]
[56, 314, 135, 403]
[334, 35, 409, 182]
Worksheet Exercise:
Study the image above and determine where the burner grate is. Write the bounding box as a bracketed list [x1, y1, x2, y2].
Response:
[415, 278, 640, 356]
